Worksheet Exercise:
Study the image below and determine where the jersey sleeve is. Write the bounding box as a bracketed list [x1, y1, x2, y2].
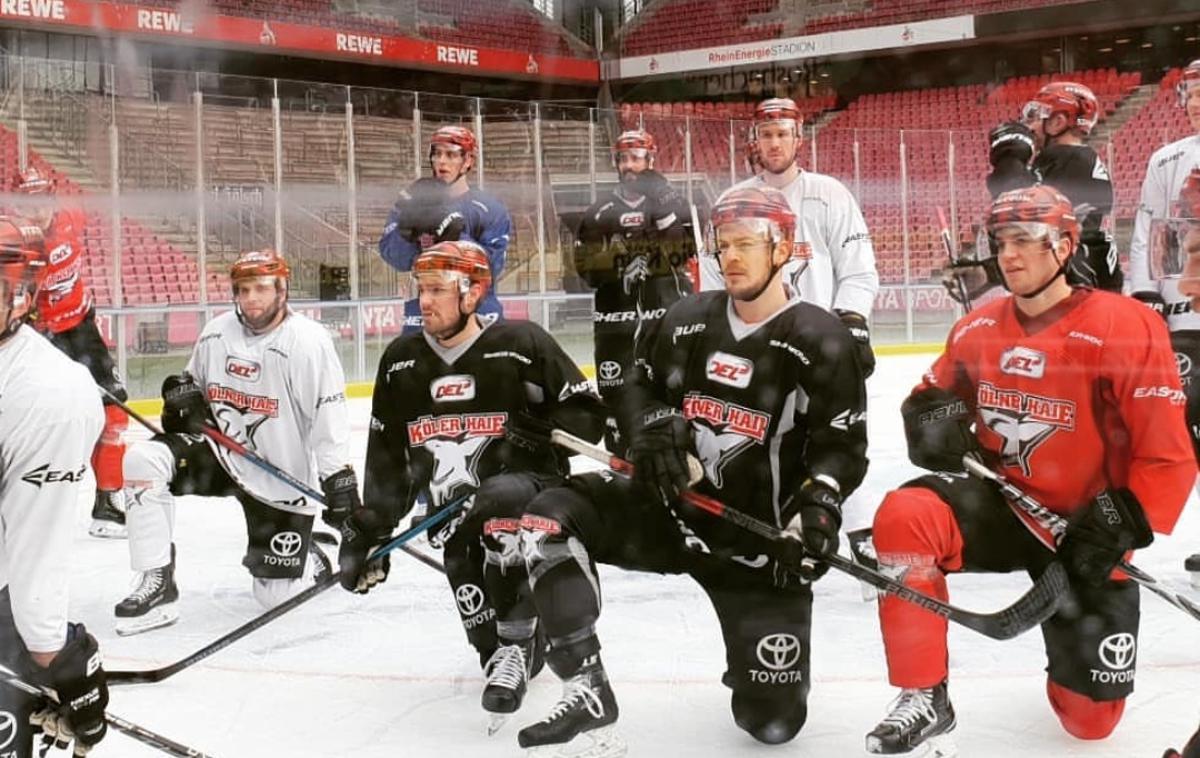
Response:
[826, 181, 880, 318]
[573, 203, 619, 289]
[470, 195, 511, 282]
[525, 326, 606, 444]
[378, 203, 422, 272]
[294, 325, 353, 482]
[1129, 153, 1168, 294]
[1100, 308, 1197, 534]
[1, 391, 102, 653]
[797, 315, 869, 497]
[363, 351, 415, 529]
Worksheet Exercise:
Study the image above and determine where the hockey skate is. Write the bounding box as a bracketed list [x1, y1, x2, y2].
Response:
[482, 638, 535, 735]
[1186, 554, 1200, 591]
[89, 489, 127, 539]
[865, 680, 956, 757]
[518, 655, 625, 758]
[115, 545, 179, 636]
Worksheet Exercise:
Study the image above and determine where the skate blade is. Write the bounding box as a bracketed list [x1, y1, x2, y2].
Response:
[88, 521, 128, 539]
[115, 604, 179, 636]
[865, 732, 956, 757]
[525, 725, 627, 758]
[486, 713, 511, 736]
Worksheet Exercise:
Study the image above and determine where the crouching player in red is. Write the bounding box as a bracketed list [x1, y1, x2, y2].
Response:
[864, 185, 1196, 756]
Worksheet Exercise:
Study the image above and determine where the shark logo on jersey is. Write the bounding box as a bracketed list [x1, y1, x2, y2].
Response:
[977, 381, 1076, 477]
[692, 423, 755, 488]
[482, 519, 524, 573]
[425, 436, 491, 507]
[683, 393, 770, 488]
[213, 404, 272, 453]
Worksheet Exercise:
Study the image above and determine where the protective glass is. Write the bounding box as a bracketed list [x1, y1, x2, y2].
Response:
[1149, 217, 1200, 282]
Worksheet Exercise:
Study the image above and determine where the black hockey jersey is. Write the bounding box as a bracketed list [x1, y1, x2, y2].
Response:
[623, 291, 868, 555]
[364, 318, 605, 527]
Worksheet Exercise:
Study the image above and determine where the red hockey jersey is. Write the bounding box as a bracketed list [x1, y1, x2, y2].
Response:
[919, 289, 1195, 537]
[34, 208, 91, 334]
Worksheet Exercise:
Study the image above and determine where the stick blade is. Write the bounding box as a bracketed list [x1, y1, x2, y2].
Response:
[968, 560, 1068, 640]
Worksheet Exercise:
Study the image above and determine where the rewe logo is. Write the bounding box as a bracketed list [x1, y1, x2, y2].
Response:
[136, 8, 193, 33]
[1, 0, 67, 22]
[337, 33, 383, 55]
[436, 45, 479, 66]
[432, 375, 476, 401]
[1000, 346, 1046, 378]
[706, 352, 753, 389]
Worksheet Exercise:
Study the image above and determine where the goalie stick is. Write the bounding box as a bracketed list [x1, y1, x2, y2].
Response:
[103, 388, 444, 575]
[550, 429, 1066, 640]
[963, 457, 1200, 623]
[109, 493, 469, 685]
[0, 663, 212, 757]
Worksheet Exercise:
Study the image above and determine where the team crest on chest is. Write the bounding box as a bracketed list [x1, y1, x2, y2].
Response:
[682, 393, 769, 487]
[407, 413, 507, 505]
[977, 381, 1076, 477]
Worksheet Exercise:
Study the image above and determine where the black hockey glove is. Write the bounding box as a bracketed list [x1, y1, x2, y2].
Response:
[1059, 488, 1153, 586]
[782, 477, 843, 582]
[988, 121, 1035, 169]
[394, 178, 451, 240]
[160, 372, 211, 434]
[320, 467, 361, 529]
[629, 404, 693, 501]
[30, 623, 108, 757]
[1132, 291, 1167, 320]
[504, 411, 555, 456]
[632, 169, 676, 207]
[835, 309, 875, 378]
[432, 210, 466, 243]
[902, 386, 979, 473]
[337, 507, 392, 594]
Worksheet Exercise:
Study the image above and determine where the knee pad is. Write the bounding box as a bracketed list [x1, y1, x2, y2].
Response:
[123, 440, 175, 486]
[1047, 679, 1125, 740]
[731, 693, 807, 745]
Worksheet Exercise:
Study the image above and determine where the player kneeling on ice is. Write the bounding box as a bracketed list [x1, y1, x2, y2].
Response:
[116, 249, 357, 635]
[335, 240, 605, 730]
[508, 186, 868, 756]
[866, 185, 1195, 757]
[0, 227, 110, 756]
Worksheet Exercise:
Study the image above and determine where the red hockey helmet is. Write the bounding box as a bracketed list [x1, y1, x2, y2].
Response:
[230, 249, 290, 291]
[1178, 60, 1200, 108]
[1020, 82, 1099, 136]
[753, 97, 802, 137]
[410, 240, 492, 299]
[611, 129, 657, 169]
[429, 125, 477, 158]
[710, 186, 796, 247]
[987, 185, 1080, 253]
[14, 166, 53, 195]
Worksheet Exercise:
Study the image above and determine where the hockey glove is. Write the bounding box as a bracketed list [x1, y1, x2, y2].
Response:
[629, 404, 693, 501]
[632, 169, 676, 207]
[622, 254, 651, 295]
[835, 309, 875, 378]
[320, 467, 361, 529]
[1132, 291, 1167, 320]
[901, 386, 979, 473]
[30, 623, 108, 757]
[394, 178, 451, 240]
[505, 411, 555, 456]
[782, 477, 843, 582]
[1059, 488, 1153, 586]
[432, 210, 466, 243]
[160, 372, 211, 434]
[337, 508, 392, 594]
[988, 121, 1035, 169]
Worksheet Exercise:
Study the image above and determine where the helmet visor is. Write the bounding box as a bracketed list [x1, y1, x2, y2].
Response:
[1019, 100, 1049, 125]
[406, 268, 467, 300]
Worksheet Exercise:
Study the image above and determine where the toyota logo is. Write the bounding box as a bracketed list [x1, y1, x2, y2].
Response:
[0, 711, 15, 749]
[1176, 352, 1193, 380]
[755, 633, 801, 671]
[1098, 633, 1136, 671]
[598, 361, 621, 381]
[270, 531, 303, 558]
[455, 584, 485, 616]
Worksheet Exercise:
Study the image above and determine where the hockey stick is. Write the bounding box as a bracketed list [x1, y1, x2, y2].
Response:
[937, 206, 973, 310]
[963, 457, 1200, 623]
[102, 388, 444, 575]
[108, 494, 469, 685]
[0, 663, 212, 757]
[551, 429, 1065, 640]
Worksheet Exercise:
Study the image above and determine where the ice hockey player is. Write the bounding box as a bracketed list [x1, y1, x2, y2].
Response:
[14, 166, 129, 539]
[114, 249, 356, 635]
[0, 221, 110, 757]
[987, 81, 1120, 292]
[573, 128, 693, 454]
[510, 186, 868, 756]
[1128, 60, 1200, 585]
[379, 125, 511, 331]
[335, 240, 605, 726]
[865, 185, 1194, 756]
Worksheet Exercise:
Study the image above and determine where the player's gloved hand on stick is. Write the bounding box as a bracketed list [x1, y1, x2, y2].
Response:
[337, 508, 392, 593]
[782, 477, 842, 582]
[901, 386, 979, 473]
[622, 254, 651, 295]
[835, 309, 876, 378]
[629, 404, 693, 500]
[160, 372, 211, 434]
[988, 121, 1035, 169]
[504, 412, 555, 456]
[1058, 488, 1153, 586]
[30, 623, 108, 757]
[320, 467, 361, 528]
[1132, 291, 1167, 319]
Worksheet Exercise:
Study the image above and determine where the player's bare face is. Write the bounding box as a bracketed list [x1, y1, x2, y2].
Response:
[431, 145, 470, 184]
[1187, 87, 1200, 133]
[715, 221, 777, 300]
[234, 277, 285, 333]
[993, 226, 1062, 296]
[756, 123, 797, 174]
[618, 152, 649, 183]
[417, 275, 468, 339]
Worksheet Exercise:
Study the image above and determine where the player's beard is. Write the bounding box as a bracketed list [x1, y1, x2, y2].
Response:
[237, 288, 287, 333]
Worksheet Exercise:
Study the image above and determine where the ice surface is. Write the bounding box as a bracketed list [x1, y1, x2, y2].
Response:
[65, 354, 1199, 757]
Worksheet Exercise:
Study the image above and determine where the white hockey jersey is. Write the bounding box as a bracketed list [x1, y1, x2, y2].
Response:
[187, 310, 351, 515]
[0, 325, 103, 652]
[700, 170, 880, 317]
[1129, 133, 1200, 331]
